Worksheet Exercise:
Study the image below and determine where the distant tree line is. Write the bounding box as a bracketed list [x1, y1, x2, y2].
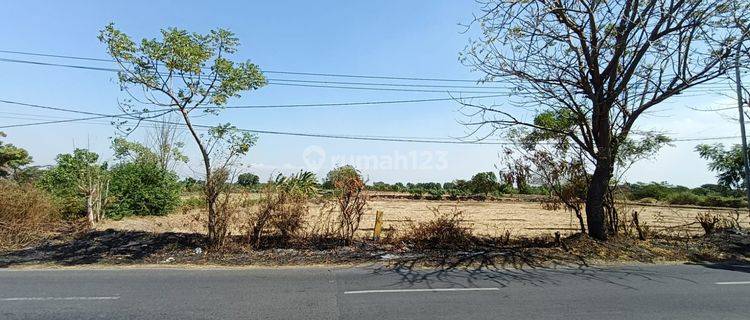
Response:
[367, 171, 548, 200]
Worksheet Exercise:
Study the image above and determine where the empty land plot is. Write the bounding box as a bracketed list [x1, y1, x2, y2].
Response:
[96, 198, 749, 238]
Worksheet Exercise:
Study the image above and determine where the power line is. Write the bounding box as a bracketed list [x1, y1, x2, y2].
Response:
[0, 99, 745, 144]
[0, 49, 495, 83]
[0, 57, 509, 94]
[0, 115, 112, 128]
[266, 78, 507, 89]
[0, 56, 734, 95]
[0, 49, 743, 93]
[265, 82, 506, 94]
[222, 94, 504, 109]
[0, 99, 511, 144]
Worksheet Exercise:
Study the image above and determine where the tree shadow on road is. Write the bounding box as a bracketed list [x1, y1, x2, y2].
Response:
[368, 249, 705, 291]
[685, 261, 750, 274]
[0, 229, 204, 268]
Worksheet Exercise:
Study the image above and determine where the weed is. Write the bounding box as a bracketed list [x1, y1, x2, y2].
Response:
[402, 206, 474, 250]
[0, 181, 63, 249]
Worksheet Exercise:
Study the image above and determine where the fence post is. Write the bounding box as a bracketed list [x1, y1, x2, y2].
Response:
[373, 210, 384, 240]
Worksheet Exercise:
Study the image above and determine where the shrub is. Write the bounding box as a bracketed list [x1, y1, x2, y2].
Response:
[408, 188, 425, 199]
[0, 181, 61, 249]
[402, 206, 473, 250]
[108, 161, 181, 218]
[179, 196, 205, 214]
[425, 188, 444, 200]
[638, 197, 658, 204]
[698, 195, 745, 208]
[446, 188, 463, 200]
[666, 191, 703, 205]
[468, 193, 488, 201]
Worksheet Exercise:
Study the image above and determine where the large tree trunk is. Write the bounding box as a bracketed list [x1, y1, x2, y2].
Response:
[585, 160, 611, 240]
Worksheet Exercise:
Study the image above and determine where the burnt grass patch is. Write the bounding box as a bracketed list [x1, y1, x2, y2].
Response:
[1, 228, 748, 269]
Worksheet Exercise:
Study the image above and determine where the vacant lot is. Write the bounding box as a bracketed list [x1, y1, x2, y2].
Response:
[96, 198, 749, 238]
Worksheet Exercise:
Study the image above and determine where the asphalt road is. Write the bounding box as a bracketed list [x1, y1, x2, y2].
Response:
[0, 263, 748, 320]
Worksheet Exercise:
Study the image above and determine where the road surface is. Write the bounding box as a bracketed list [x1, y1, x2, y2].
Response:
[0, 263, 748, 319]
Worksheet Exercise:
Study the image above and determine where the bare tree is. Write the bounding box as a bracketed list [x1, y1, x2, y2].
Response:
[147, 114, 187, 171]
[461, 0, 748, 240]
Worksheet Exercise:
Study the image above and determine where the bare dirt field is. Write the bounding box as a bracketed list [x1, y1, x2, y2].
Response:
[96, 198, 750, 238]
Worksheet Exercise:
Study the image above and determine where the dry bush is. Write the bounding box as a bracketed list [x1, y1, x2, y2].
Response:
[615, 209, 650, 240]
[212, 191, 240, 248]
[695, 211, 744, 237]
[333, 174, 368, 245]
[696, 212, 720, 235]
[248, 172, 316, 248]
[402, 206, 474, 250]
[0, 181, 62, 249]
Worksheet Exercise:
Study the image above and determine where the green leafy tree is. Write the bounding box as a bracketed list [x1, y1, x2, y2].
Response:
[696, 143, 748, 190]
[237, 172, 260, 187]
[0, 132, 32, 179]
[469, 172, 498, 195]
[40, 149, 109, 223]
[100, 24, 266, 245]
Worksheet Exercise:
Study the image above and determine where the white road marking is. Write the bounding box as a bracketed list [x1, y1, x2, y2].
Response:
[0, 296, 120, 301]
[715, 281, 750, 285]
[344, 287, 499, 294]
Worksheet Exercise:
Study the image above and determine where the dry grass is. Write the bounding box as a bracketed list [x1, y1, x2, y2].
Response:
[95, 196, 750, 240]
[0, 181, 63, 249]
[401, 206, 475, 250]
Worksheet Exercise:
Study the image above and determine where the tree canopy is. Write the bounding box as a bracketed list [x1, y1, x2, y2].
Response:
[100, 24, 267, 246]
[0, 132, 32, 179]
[696, 143, 748, 189]
[461, 0, 746, 239]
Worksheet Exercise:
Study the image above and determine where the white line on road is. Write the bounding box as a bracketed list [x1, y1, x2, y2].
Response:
[0, 296, 120, 301]
[715, 281, 750, 285]
[344, 288, 499, 294]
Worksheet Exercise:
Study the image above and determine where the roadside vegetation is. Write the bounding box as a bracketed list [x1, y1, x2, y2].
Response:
[3, 2, 750, 270]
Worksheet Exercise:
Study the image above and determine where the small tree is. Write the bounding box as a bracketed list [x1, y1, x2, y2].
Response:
[237, 172, 260, 187]
[100, 24, 266, 245]
[40, 149, 109, 224]
[327, 166, 368, 244]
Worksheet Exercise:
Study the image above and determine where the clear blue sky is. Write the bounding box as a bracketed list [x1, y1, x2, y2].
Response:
[0, 1, 742, 187]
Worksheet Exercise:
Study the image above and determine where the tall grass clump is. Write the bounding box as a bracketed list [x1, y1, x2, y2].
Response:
[402, 206, 474, 250]
[248, 171, 318, 248]
[0, 181, 62, 249]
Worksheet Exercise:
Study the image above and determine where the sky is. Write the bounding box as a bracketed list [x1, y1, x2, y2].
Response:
[0, 1, 744, 187]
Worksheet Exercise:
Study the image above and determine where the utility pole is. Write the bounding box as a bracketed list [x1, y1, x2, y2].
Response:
[734, 33, 750, 211]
